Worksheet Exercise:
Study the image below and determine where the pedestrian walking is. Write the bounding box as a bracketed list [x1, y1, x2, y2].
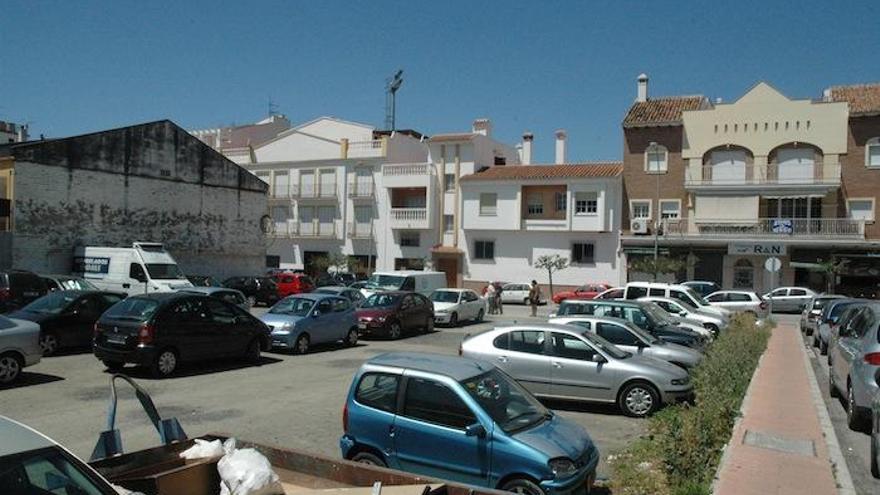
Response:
[486, 282, 497, 314]
[494, 281, 504, 315]
[529, 280, 540, 317]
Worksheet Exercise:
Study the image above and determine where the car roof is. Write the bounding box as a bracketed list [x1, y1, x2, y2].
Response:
[179, 287, 237, 295]
[494, 322, 588, 333]
[366, 352, 494, 381]
[0, 416, 55, 457]
[315, 286, 347, 292]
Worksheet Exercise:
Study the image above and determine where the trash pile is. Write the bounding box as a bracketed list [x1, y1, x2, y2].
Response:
[180, 438, 284, 495]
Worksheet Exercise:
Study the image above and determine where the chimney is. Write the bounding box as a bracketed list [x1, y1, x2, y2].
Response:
[554, 129, 567, 164]
[515, 143, 523, 162]
[637, 73, 649, 102]
[472, 118, 492, 136]
[521, 132, 534, 165]
[17, 124, 27, 142]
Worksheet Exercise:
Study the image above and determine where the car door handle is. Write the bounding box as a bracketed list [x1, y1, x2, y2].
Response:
[497, 356, 508, 363]
[552, 361, 562, 369]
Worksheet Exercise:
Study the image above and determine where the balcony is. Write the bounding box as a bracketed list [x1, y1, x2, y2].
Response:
[382, 163, 434, 189]
[347, 181, 375, 200]
[348, 221, 374, 239]
[270, 221, 337, 239]
[344, 139, 386, 158]
[520, 218, 569, 231]
[685, 162, 841, 190]
[291, 184, 338, 201]
[660, 217, 864, 240]
[389, 208, 430, 230]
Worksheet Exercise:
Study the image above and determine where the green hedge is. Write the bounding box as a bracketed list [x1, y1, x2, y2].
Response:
[610, 314, 771, 495]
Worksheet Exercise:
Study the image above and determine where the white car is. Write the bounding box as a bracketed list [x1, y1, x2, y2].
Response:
[705, 290, 768, 318]
[762, 286, 817, 313]
[638, 296, 727, 335]
[595, 287, 624, 300]
[429, 289, 487, 326]
[500, 283, 545, 305]
[0, 315, 41, 384]
[623, 281, 730, 319]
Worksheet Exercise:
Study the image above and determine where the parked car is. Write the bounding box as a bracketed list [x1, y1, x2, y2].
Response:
[871, 383, 880, 478]
[549, 316, 703, 369]
[827, 303, 870, 366]
[314, 285, 366, 307]
[0, 315, 41, 384]
[361, 271, 446, 298]
[314, 274, 339, 288]
[0, 415, 123, 493]
[430, 289, 486, 326]
[271, 272, 314, 298]
[704, 290, 768, 317]
[349, 281, 370, 291]
[462, 323, 692, 417]
[553, 299, 705, 349]
[595, 287, 623, 300]
[801, 295, 846, 335]
[93, 292, 270, 377]
[680, 281, 721, 298]
[223, 276, 280, 306]
[551, 284, 611, 304]
[638, 296, 727, 336]
[814, 299, 864, 355]
[829, 302, 880, 430]
[340, 352, 600, 494]
[762, 286, 817, 313]
[73, 242, 194, 293]
[334, 272, 357, 286]
[179, 286, 250, 311]
[356, 291, 434, 339]
[0, 270, 49, 314]
[8, 290, 125, 356]
[623, 282, 729, 319]
[260, 293, 359, 354]
[40, 274, 99, 292]
[186, 274, 219, 287]
[500, 282, 546, 305]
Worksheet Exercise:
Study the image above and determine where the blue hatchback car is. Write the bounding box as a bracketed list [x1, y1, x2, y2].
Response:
[260, 293, 359, 354]
[340, 352, 599, 495]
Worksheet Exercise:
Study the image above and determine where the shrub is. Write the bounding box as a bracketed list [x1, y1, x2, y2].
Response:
[611, 313, 770, 495]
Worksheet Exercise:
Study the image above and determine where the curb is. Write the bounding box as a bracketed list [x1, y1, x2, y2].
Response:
[800, 332, 857, 495]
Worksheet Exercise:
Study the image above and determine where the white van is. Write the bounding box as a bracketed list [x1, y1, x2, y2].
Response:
[623, 281, 730, 319]
[73, 242, 194, 294]
[361, 271, 446, 298]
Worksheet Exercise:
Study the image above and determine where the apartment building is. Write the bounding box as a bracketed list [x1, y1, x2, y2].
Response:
[189, 114, 291, 164]
[621, 75, 880, 294]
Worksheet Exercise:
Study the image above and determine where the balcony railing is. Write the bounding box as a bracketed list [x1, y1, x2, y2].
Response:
[270, 221, 336, 239]
[685, 162, 841, 187]
[290, 184, 337, 199]
[383, 163, 430, 176]
[348, 181, 375, 199]
[659, 217, 864, 239]
[346, 139, 385, 158]
[390, 208, 427, 221]
[348, 221, 374, 239]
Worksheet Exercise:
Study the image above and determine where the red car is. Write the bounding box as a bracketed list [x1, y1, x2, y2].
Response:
[273, 272, 315, 298]
[552, 283, 611, 304]
[356, 291, 434, 340]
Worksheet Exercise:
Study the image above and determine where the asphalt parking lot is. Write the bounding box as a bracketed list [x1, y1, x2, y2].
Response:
[0, 303, 644, 480]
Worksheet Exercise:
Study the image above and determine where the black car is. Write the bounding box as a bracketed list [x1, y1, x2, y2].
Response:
[222, 276, 279, 306]
[187, 275, 219, 287]
[93, 292, 271, 377]
[9, 290, 125, 356]
[0, 270, 49, 313]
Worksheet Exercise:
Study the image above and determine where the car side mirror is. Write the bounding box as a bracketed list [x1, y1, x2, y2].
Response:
[465, 423, 486, 438]
[591, 354, 607, 363]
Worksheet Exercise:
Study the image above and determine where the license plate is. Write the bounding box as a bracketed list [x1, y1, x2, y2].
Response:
[358, 322, 367, 330]
[106, 335, 127, 345]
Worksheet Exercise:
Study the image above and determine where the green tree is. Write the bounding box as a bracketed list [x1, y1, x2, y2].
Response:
[817, 258, 848, 293]
[534, 255, 569, 297]
[629, 256, 686, 281]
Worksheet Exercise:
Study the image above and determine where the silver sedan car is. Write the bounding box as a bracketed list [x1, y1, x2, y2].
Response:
[0, 315, 41, 384]
[461, 323, 693, 417]
[829, 302, 880, 430]
[550, 316, 703, 370]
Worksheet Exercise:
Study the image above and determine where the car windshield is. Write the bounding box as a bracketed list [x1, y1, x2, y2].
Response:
[0, 446, 114, 495]
[430, 291, 460, 303]
[269, 297, 314, 316]
[103, 297, 159, 322]
[361, 293, 400, 308]
[460, 368, 550, 433]
[145, 263, 186, 280]
[643, 303, 674, 326]
[366, 274, 405, 290]
[580, 331, 630, 359]
[683, 287, 710, 306]
[59, 278, 98, 290]
[21, 292, 78, 314]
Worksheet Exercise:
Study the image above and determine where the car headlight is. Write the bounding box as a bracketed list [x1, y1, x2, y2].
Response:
[671, 376, 690, 386]
[548, 458, 578, 478]
[375, 316, 386, 323]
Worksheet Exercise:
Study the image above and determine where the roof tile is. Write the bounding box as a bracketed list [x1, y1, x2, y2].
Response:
[623, 96, 707, 127]
[460, 162, 622, 182]
[828, 83, 880, 116]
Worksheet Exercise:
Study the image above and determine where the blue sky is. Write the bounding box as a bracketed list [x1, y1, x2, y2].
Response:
[1, 1, 877, 162]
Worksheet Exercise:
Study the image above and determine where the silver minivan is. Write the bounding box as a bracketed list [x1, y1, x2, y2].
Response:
[461, 323, 693, 417]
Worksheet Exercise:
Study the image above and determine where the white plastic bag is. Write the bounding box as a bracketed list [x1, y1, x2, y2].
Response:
[179, 439, 225, 460]
[218, 438, 284, 495]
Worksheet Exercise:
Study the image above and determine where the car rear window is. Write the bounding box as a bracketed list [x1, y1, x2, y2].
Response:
[727, 293, 752, 302]
[626, 286, 648, 299]
[355, 373, 399, 413]
[103, 298, 160, 321]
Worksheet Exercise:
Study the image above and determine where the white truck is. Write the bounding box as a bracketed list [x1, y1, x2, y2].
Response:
[361, 270, 447, 298]
[73, 242, 193, 294]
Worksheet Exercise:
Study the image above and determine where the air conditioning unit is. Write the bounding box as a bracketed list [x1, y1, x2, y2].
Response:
[631, 218, 650, 235]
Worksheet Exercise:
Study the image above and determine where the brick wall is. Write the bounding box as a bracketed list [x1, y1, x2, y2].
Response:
[841, 116, 880, 239]
[622, 126, 687, 229]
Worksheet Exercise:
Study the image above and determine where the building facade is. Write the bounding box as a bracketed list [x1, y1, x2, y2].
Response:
[621, 76, 880, 295]
[0, 120, 268, 278]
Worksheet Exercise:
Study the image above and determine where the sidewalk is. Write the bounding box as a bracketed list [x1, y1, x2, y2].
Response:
[714, 320, 841, 495]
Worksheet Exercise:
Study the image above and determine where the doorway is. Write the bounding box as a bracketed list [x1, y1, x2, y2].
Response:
[435, 258, 458, 288]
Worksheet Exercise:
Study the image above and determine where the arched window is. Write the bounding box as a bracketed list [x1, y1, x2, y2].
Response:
[866, 137, 880, 168]
[645, 144, 668, 173]
[733, 259, 754, 289]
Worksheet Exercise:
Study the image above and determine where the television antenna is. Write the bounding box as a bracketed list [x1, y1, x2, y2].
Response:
[267, 97, 279, 116]
[384, 70, 404, 130]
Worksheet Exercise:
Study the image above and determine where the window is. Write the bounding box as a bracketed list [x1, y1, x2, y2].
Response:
[769, 288, 787, 297]
[728, 293, 752, 302]
[206, 299, 236, 324]
[527, 193, 544, 215]
[316, 299, 333, 314]
[706, 293, 726, 303]
[493, 333, 510, 350]
[571, 243, 595, 264]
[479, 193, 497, 216]
[660, 200, 680, 219]
[129, 263, 147, 282]
[645, 145, 668, 172]
[550, 333, 596, 361]
[399, 231, 420, 247]
[669, 290, 693, 306]
[403, 376, 476, 429]
[848, 199, 875, 222]
[648, 288, 665, 297]
[790, 289, 807, 296]
[332, 298, 351, 312]
[567, 320, 591, 330]
[625, 286, 648, 300]
[273, 171, 289, 198]
[733, 259, 754, 289]
[596, 322, 641, 346]
[865, 137, 880, 168]
[575, 192, 598, 215]
[0, 447, 108, 495]
[630, 200, 651, 219]
[444, 173, 456, 192]
[443, 214, 454, 233]
[509, 330, 545, 354]
[624, 307, 650, 329]
[474, 240, 495, 260]
[555, 192, 567, 212]
[170, 299, 210, 323]
[356, 373, 399, 413]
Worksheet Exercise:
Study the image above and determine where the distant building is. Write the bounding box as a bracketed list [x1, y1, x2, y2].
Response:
[0, 120, 268, 278]
[0, 121, 29, 144]
[189, 114, 291, 164]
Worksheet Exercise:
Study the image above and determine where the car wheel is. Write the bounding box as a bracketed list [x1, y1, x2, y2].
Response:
[476, 309, 485, 322]
[388, 322, 402, 340]
[39, 332, 59, 357]
[619, 381, 660, 417]
[423, 318, 434, 334]
[351, 451, 386, 467]
[846, 382, 863, 430]
[345, 328, 359, 347]
[247, 295, 257, 307]
[871, 433, 880, 479]
[102, 360, 125, 372]
[450, 312, 459, 327]
[0, 353, 23, 384]
[523, 297, 530, 305]
[245, 338, 261, 363]
[294, 334, 310, 355]
[500, 477, 546, 495]
[150, 349, 178, 378]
